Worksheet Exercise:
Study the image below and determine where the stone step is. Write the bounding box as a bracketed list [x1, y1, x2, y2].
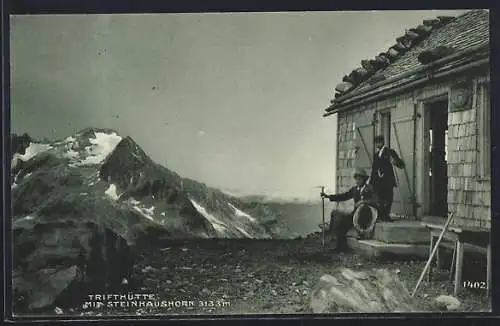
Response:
[347, 238, 428, 261]
[373, 221, 430, 244]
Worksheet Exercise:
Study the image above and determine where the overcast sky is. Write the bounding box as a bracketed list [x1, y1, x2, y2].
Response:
[10, 10, 469, 199]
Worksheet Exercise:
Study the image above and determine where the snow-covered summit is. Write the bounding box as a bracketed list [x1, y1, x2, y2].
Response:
[11, 129, 277, 240]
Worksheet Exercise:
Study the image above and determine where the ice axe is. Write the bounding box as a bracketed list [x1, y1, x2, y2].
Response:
[316, 185, 326, 250]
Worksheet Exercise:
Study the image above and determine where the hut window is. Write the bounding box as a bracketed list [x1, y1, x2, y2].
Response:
[380, 112, 391, 147]
[376, 111, 391, 147]
[477, 81, 491, 179]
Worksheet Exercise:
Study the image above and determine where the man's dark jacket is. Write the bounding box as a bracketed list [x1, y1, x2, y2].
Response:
[327, 184, 378, 213]
[370, 146, 405, 188]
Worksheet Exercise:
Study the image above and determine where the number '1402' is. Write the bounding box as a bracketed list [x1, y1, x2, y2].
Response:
[463, 281, 487, 289]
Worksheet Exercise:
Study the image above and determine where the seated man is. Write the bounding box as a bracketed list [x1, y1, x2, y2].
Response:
[321, 168, 378, 253]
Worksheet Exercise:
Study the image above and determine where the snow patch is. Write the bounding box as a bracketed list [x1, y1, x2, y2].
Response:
[145, 206, 155, 215]
[80, 132, 122, 165]
[105, 184, 120, 200]
[25, 172, 32, 178]
[161, 212, 166, 217]
[65, 136, 76, 143]
[133, 206, 154, 221]
[234, 225, 254, 238]
[65, 149, 80, 159]
[129, 198, 141, 205]
[12, 156, 21, 171]
[17, 143, 52, 162]
[190, 199, 229, 235]
[228, 203, 257, 222]
[130, 200, 156, 221]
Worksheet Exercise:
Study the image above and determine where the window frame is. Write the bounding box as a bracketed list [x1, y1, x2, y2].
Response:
[375, 108, 392, 148]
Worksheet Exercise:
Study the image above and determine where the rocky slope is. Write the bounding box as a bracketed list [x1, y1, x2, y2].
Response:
[36, 238, 492, 316]
[10, 128, 283, 313]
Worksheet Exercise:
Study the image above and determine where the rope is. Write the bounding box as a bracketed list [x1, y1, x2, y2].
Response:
[353, 202, 379, 236]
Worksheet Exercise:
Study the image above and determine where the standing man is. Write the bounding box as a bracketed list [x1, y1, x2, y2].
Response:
[370, 135, 405, 222]
[321, 168, 378, 253]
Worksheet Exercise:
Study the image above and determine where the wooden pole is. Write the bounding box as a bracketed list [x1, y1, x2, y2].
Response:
[411, 212, 454, 297]
[427, 234, 434, 282]
[453, 240, 464, 296]
[449, 243, 457, 282]
[321, 186, 325, 250]
[487, 243, 492, 296]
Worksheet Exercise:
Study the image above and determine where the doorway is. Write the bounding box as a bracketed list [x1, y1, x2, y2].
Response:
[427, 100, 448, 217]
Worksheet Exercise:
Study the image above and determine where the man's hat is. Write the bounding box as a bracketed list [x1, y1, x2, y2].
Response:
[353, 168, 368, 178]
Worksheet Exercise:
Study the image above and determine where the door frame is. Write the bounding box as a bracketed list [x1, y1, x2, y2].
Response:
[417, 92, 450, 217]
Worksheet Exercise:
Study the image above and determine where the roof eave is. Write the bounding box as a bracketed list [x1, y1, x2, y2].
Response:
[323, 43, 489, 117]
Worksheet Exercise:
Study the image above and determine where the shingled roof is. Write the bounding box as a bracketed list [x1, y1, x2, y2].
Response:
[325, 9, 490, 113]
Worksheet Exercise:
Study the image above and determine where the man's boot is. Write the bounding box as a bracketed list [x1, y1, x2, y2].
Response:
[379, 206, 392, 222]
[331, 237, 348, 254]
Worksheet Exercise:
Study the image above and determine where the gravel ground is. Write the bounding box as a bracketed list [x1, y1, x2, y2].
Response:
[60, 238, 491, 316]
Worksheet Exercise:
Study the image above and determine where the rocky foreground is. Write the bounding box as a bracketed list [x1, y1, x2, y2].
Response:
[19, 237, 491, 317]
[10, 129, 291, 314]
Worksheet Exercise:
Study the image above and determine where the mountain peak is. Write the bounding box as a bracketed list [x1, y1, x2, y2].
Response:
[99, 135, 160, 191]
[12, 128, 280, 240]
[74, 127, 120, 138]
[112, 136, 150, 163]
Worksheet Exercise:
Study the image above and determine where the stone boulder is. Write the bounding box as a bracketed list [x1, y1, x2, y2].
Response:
[13, 207, 136, 313]
[310, 268, 421, 313]
[434, 295, 461, 311]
